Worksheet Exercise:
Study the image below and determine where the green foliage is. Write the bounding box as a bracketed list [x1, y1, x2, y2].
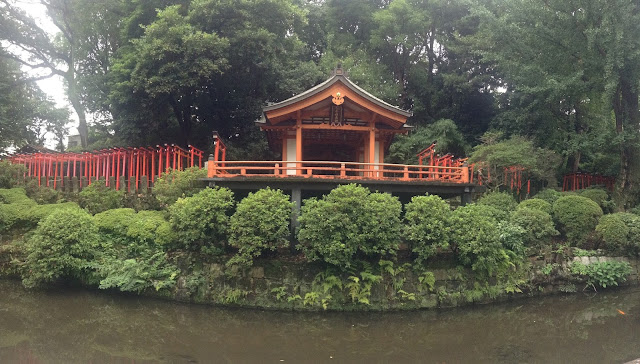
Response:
[510, 208, 559, 249]
[476, 191, 517, 220]
[91, 208, 178, 293]
[25, 180, 62, 204]
[152, 167, 207, 206]
[0, 200, 80, 233]
[126, 210, 175, 247]
[595, 213, 640, 256]
[578, 188, 615, 213]
[517, 198, 552, 215]
[79, 182, 125, 214]
[470, 135, 561, 187]
[228, 188, 292, 267]
[169, 187, 234, 253]
[534, 189, 563, 205]
[21, 207, 99, 288]
[449, 204, 523, 278]
[297, 184, 401, 269]
[552, 195, 603, 246]
[0, 162, 25, 188]
[386, 119, 468, 164]
[569, 261, 632, 290]
[404, 194, 452, 263]
[0, 188, 33, 205]
[95, 252, 179, 293]
[93, 208, 137, 237]
[345, 270, 382, 306]
[596, 214, 629, 253]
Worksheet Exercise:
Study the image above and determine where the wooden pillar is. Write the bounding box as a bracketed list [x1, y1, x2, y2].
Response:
[368, 128, 375, 177]
[296, 111, 302, 175]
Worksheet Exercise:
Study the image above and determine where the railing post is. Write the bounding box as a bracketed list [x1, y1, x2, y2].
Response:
[403, 166, 409, 180]
[275, 163, 280, 176]
[340, 163, 346, 177]
[462, 163, 469, 183]
[207, 154, 215, 177]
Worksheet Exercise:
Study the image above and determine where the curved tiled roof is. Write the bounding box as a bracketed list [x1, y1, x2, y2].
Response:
[262, 70, 412, 118]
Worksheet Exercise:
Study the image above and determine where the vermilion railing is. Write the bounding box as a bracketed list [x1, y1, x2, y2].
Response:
[207, 160, 471, 183]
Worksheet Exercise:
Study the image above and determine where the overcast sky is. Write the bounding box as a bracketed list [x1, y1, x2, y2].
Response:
[15, 0, 78, 146]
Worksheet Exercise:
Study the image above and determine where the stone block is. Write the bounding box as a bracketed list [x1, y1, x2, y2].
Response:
[72, 177, 79, 193]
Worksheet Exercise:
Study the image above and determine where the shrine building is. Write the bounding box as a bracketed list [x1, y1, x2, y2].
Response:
[205, 65, 480, 214]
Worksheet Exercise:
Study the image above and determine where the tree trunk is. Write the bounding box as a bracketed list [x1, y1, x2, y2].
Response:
[612, 79, 640, 209]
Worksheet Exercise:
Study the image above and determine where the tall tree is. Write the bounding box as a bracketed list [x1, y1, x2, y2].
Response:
[0, 0, 92, 146]
[469, 0, 640, 206]
[0, 50, 69, 152]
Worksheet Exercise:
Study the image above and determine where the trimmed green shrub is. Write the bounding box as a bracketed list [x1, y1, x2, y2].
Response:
[552, 195, 603, 245]
[517, 198, 552, 215]
[127, 210, 175, 247]
[404, 194, 452, 263]
[476, 191, 517, 220]
[0, 161, 26, 188]
[22, 207, 99, 288]
[79, 182, 125, 214]
[25, 179, 62, 204]
[580, 187, 614, 213]
[228, 188, 293, 267]
[534, 188, 563, 205]
[511, 208, 559, 249]
[618, 213, 640, 256]
[169, 187, 234, 253]
[596, 214, 628, 252]
[449, 204, 523, 278]
[153, 167, 207, 205]
[596, 212, 640, 256]
[0, 201, 80, 232]
[297, 184, 402, 269]
[93, 208, 137, 237]
[0, 188, 34, 205]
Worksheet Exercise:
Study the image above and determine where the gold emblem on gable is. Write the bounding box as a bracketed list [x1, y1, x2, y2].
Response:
[332, 92, 344, 106]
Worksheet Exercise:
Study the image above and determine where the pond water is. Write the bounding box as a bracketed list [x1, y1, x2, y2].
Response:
[0, 279, 639, 363]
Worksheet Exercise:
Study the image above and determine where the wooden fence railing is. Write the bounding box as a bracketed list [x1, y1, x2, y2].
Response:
[208, 160, 471, 183]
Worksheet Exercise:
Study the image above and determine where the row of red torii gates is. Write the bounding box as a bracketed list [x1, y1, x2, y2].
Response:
[7, 145, 206, 192]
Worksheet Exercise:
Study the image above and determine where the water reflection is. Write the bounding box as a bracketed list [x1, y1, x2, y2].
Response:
[0, 280, 639, 363]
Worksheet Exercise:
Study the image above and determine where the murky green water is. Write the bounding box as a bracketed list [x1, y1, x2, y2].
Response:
[1, 280, 639, 363]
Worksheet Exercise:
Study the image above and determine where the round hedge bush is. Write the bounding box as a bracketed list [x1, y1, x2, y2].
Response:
[229, 188, 293, 267]
[552, 195, 603, 245]
[404, 194, 451, 263]
[595, 214, 629, 253]
[297, 184, 401, 269]
[153, 167, 207, 205]
[476, 191, 517, 220]
[169, 187, 234, 253]
[79, 182, 125, 214]
[534, 189, 563, 205]
[517, 198, 552, 215]
[22, 207, 99, 288]
[596, 212, 640, 256]
[510, 207, 558, 249]
[449, 204, 522, 277]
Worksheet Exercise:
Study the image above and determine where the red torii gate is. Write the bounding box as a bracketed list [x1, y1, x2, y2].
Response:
[6, 145, 207, 192]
